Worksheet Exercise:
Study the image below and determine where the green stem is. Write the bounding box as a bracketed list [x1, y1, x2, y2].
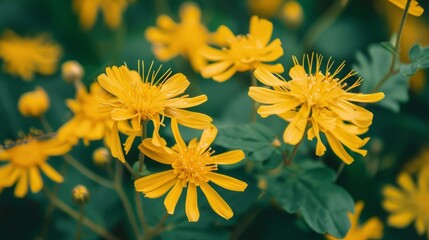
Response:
[230, 207, 261, 240]
[43, 188, 119, 240]
[144, 213, 169, 240]
[335, 162, 346, 181]
[123, 161, 139, 179]
[75, 204, 85, 240]
[285, 138, 303, 165]
[302, 0, 350, 50]
[250, 73, 258, 122]
[114, 161, 142, 240]
[135, 193, 149, 233]
[64, 154, 114, 189]
[371, 0, 411, 92]
[39, 115, 54, 133]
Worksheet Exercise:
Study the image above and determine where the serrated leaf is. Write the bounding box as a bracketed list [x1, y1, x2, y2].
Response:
[269, 161, 353, 238]
[354, 44, 409, 113]
[301, 184, 354, 238]
[215, 122, 281, 162]
[401, 44, 429, 76]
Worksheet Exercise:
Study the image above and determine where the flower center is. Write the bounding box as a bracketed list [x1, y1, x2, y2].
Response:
[414, 192, 429, 217]
[8, 140, 46, 167]
[132, 82, 166, 121]
[172, 147, 217, 186]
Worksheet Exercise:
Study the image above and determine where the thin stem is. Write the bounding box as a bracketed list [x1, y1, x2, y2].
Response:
[144, 213, 169, 240]
[230, 207, 261, 240]
[75, 204, 85, 240]
[114, 161, 142, 240]
[335, 162, 346, 181]
[302, 0, 349, 51]
[250, 73, 258, 122]
[43, 188, 119, 240]
[39, 115, 54, 133]
[135, 193, 149, 233]
[285, 139, 303, 165]
[123, 161, 139, 179]
[138, 121, 148, 172]
[371, 0, 411, 92]
[64, 154, 114, 189]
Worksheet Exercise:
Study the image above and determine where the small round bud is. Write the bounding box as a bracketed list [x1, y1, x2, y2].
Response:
[62, 60, 84, 83]
[72, 185, 89, 204]
[18, 87, 50, 117]
[92, 147, 111, 166]
[281, 1, 304, 28]
[257, 178, 268, 190]
[272, 138, 281, 148]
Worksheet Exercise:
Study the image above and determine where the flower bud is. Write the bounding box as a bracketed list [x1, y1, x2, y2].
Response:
[18, 87, 50, 117]
[281, 1, 304, 28]
[72, 185, 89, 204]
[62, 60, 84, 83]
[92, 147, 111, 166]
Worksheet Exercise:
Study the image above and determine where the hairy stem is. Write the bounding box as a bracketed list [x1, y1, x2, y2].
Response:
[250, 73, 258, 122]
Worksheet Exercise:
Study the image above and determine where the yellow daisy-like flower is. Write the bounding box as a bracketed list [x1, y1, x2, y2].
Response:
[382, 167, 429, 237]
[388, 0, 424, 17]
[326, 201, 383, 240]
[97, 62, 212, 163]
[0, 135, 71, 198]
[248, 54, 385, 164]
[146, 2, 216, 71]
[72, 0, 130, 30]
[58, 82, 116, 146]
[135, 119, 247, 222]
[0, 30, 62, 81]
[200, 15, 284, 82]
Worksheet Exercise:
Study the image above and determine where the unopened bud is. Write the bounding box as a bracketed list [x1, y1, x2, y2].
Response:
[18, 87, 50, 117]
[72, 185, 89, 204]
[92, 147, 111, 166]
[62, 60, 84, 83]
[281, 1, 304, 28]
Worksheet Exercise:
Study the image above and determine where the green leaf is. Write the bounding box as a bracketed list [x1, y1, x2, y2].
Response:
[401, 44, 429, 76]
[354, 43, 409, 113]
[268, 161, 354, 238]
[215, 122, 282, 162]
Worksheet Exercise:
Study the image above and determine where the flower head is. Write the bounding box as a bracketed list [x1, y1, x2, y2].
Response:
[72, 184, 89, 204]
[97, 62, 212, 163]
[58, 82, 115, 146]
[200, 15, 284, 82]
[281, 1, 304, 28]
[389, 0, 424, 17]
[248, 54, 385, 164]
[72, 0, 130, 29]
[0, 134, 71, 197]
[62, 60, 84, 83]
[146, 2, 216, 71]
[247, 0, 282, 18]
[383, 167, 429, 237]
[135, 119, 247, 222]
[92, 147, 111, 166]
[18, 87, 50, 117]
[326, 201, 383, 240]
[0, 30, 61, 81]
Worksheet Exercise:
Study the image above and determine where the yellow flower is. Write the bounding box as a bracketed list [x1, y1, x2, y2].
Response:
[383, 167, 429, 237]
[281, 1, 304, 28]
[72, 184, 89, 204]
[0, 30, 61, 81]
[146, 2, 216, 71]
[135, 119, 247, 222]
[18, 87, 50, 117]
[62, 60, 84, 83]
[200, 15, 284, 82]
[388, 0, 424, 17]
[0, 135, 71, 197]
[247, 0, 283, 18]
[326, 201, 383, 240]
[58, 82, 116, 146]
[97, 62, 212, 163]
[92, 147, 111, 166]
[72, 0, 130, 30]
[248, 54, 385, 164]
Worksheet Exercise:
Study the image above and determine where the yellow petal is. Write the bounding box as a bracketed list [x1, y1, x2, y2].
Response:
[165, 108, 213, 130]
[249, 15, 272, 47]
[198, 125, 218, 153]
[0, 165, 21, 187]
[40, 163, 63, 183]
[160, 73, 190, 98]
[164, 180, 183, 214]
[361, 217, 383, 239]
[257, 100, 301, 118]
[0, 149, 9, 160]
[325, 132, 354, 164]
[248, 87, 290, 104]
[418, 166, 429, 192]
[212, 25, 236, 46]
[397, 172, 416, 193]
[134, 170, 176, 193]
[110, 121, 126, 163]
[253, 68, 287, 86]
[200, 61, 233, 79]
[388, 0, 424, 17]
[14, 170, 28, 198]
[111, 108, 139, 121]
[165, 95, 208, 109]
[211, 150, 245, 165]
[41, 139, 72, 156]
[283, 104, 310, 145]
[186, 183, 200, 222]
[213, 67, 236, 82]
[29, 167, 43, 193]
[171, 118, 186, 152]
[199, 45, 226, 61]
[343, 92, 385, 103]
[207, 172, 247, 192]
[289, 65, 307, 80]
[151, 115, 167, 147]
[200, 182, 233, 220]
[388, 211, 415, 228]
[138, 139, 174, 164]
[415, 217, 426, 235]
[144, 178, 177, 198]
